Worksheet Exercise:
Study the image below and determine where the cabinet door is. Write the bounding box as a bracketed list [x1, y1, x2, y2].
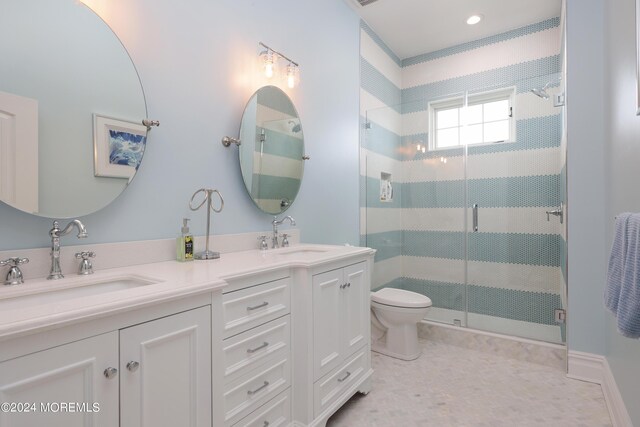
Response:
[313, 268, 344, 380]
[0, 332, 119, 427]
[120, 306, 211, 427]
[342, 262, 367, 358]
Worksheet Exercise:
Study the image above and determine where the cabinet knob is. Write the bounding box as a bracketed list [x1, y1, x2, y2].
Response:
[103, 367, 118, 379]
[126, 361, 140, 372]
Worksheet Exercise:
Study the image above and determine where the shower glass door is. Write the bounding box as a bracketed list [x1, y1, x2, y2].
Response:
[464, 76, 565, 343]
[363, 92, 468, 328]
[401, 92, 467, 326]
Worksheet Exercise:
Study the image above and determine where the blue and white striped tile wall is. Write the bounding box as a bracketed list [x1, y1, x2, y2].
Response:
[360, 18, 565, 341]
[360, 20, 404, 286]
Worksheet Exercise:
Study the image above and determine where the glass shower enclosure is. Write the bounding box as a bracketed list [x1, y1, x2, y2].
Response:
[361, 73, 567, 344]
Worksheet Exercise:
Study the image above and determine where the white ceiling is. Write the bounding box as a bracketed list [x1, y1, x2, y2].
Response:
[348, 0, 561, 60]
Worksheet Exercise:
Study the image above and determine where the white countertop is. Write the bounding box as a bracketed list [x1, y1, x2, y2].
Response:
[0, 244, 374, 340]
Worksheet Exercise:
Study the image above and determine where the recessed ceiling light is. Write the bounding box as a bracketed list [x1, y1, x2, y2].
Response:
[466, 14, 483, 25]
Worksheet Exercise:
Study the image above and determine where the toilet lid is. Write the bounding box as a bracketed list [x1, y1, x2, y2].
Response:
[371, 288, 432, 308]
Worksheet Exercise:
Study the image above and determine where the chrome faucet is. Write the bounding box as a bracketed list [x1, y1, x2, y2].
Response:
[48, 220, 88, 280]
[271, 216, 296, 249]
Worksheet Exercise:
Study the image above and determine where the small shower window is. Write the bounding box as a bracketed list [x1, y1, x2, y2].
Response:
[428, 87, 515, 150]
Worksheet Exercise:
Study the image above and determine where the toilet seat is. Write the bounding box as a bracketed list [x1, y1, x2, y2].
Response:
[371, 288, 432, 308]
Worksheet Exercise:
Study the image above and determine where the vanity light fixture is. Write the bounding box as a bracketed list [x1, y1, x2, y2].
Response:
[286, 63, 297, 89]
[466, 14, 483, 25]
[263, 51, 275, 78]
[259, 42, 300, 88]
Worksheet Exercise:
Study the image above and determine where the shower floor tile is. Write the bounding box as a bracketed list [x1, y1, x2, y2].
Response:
[327, 339, 611, 427]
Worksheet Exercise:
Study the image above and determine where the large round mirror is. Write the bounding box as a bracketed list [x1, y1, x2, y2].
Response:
[239, 86, 304, 215]
[0, 0, 148, 218]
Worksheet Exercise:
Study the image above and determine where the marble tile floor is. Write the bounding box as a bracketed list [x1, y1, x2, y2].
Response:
[327, 339, 612, 427]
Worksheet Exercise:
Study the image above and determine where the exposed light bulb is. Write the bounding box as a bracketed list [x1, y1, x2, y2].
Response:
[421, 146, 426, 153]
[286, 64, 296, 89]
[264, 52, 274, 78]
[287, 65, 296, 89]
[416, 144, 421, 151]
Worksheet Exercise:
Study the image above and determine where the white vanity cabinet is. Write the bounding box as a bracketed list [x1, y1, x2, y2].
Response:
[0, 244, 375, 427]
[311, 262, 370, 419]
[312, 262, 368, 380]
[212, 274, 293, 427]
[290, 256, 374, 427]
[0, 332, 119, 427]
[119, 306, 211, 427]
[0, 304, 211, 427]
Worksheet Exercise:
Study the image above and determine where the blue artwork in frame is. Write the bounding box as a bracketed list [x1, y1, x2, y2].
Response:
[108, 130, 146, 170]
[94, 114, 148, 180]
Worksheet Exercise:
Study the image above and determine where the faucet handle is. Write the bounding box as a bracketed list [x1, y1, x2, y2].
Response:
[75, 252, 95, 275]
[0, 257, 29, 267]
[257, 236, 269, 251]
[75, 251, 95, 260]
[280, 233, 290, 248]
[0, 257, 29, 285]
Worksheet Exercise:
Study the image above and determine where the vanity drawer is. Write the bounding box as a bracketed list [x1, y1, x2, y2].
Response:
[314, 348, 366, 417]
[222, 278, 291, 339]
[223, 355, 291, 425]
[231, 388, 291, 427]
[222, 315, 290, 384]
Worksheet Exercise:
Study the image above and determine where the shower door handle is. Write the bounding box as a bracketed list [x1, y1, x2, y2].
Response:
[472, 204, 479, 232]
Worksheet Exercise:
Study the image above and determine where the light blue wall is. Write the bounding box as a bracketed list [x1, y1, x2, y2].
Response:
[0, 0, 361, 250]
[566, 0, 608, 355]
[602, 0, 640, 423]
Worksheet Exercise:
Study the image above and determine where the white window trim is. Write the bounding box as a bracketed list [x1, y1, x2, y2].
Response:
[428, 87, 516, 151]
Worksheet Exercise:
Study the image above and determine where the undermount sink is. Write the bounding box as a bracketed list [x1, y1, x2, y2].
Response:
[0, 276, 157, 311]
[273, 246, 332, 256]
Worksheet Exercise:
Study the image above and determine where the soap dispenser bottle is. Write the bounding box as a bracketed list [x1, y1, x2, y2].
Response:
[177, 218, 194, 262]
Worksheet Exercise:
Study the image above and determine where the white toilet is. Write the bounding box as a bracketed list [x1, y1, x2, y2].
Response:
[370, 288, 432, 360]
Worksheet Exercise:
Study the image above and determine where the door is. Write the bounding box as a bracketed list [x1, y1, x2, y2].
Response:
[312, 268, 343, 380]
[119, 306, 211, 427]
[0, 90, 38, 213]
[0, 332, 119, 427]
[464, 78, 565, 343]
[363, 100, 469, 327]
[342, 262, 367, 358]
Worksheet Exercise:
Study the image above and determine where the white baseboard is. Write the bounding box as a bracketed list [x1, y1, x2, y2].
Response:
[601, 358, 634, 427]
[568, 351, 633, 427]
[567, 350, 605, 383]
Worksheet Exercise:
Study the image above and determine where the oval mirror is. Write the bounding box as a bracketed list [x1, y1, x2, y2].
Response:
[0, 0, 148, 218]
[238, 86, 304, 215]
